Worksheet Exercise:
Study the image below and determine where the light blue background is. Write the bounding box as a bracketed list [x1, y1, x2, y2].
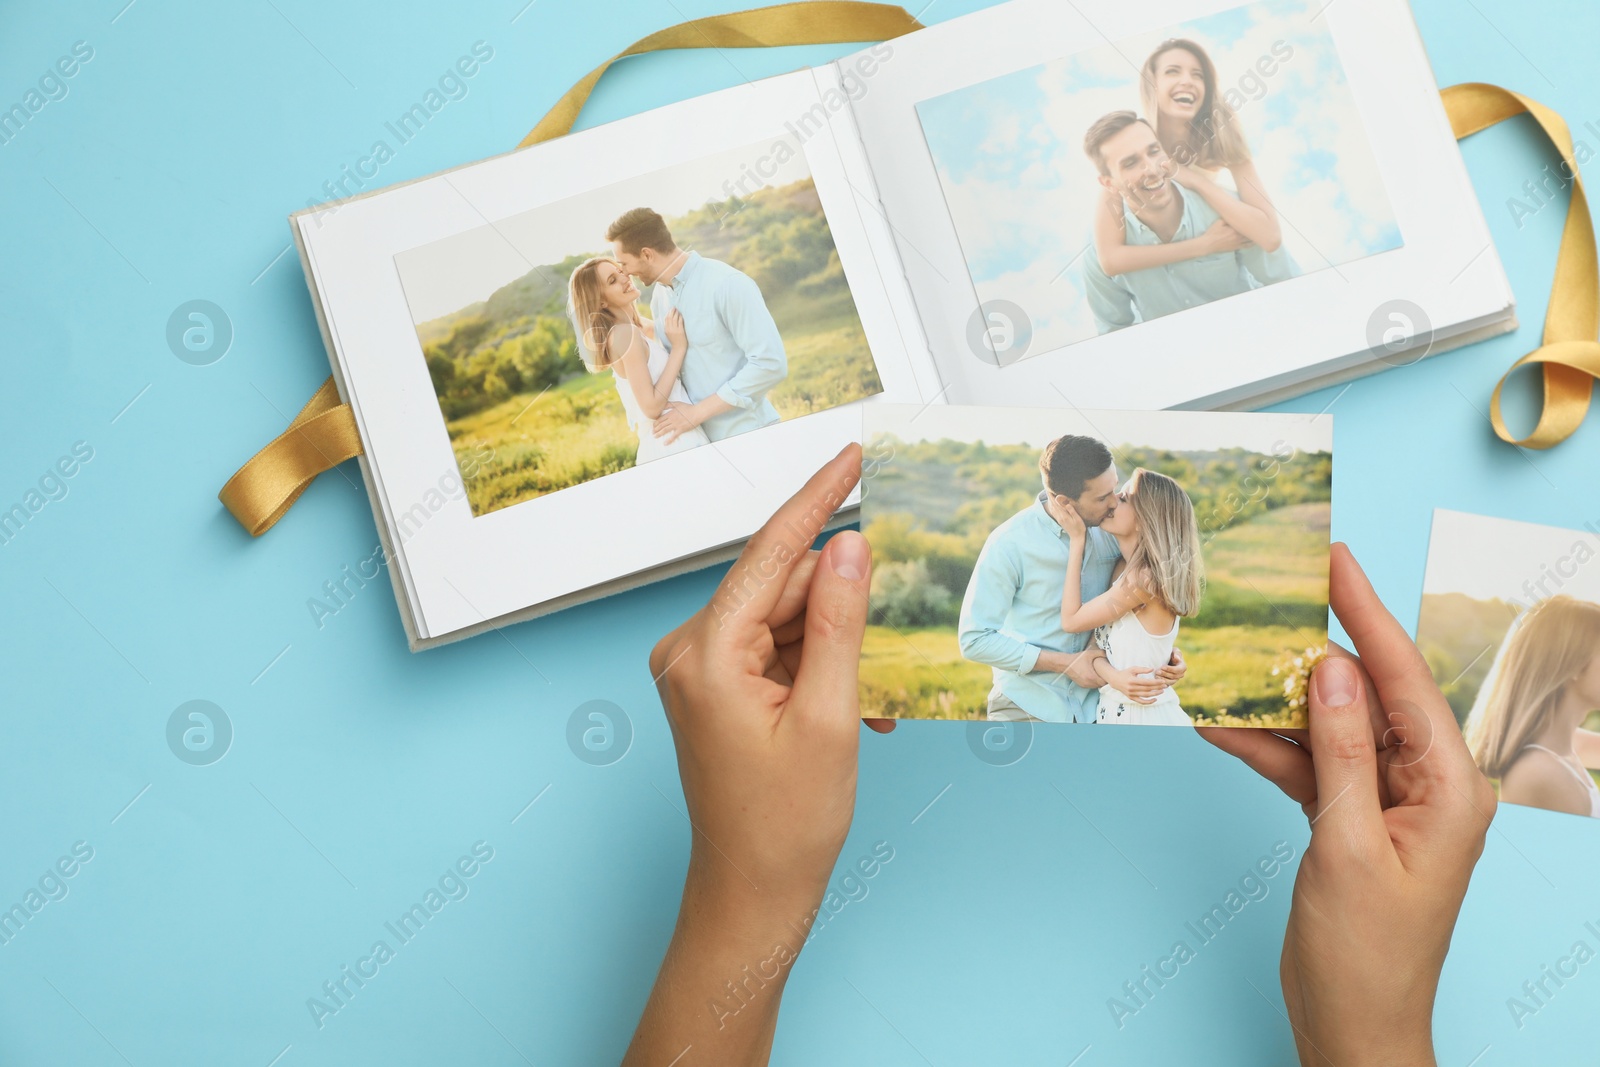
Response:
[1, 0, 1597, 1064]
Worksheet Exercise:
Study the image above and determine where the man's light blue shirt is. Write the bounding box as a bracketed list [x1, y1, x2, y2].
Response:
[958, 492, 1121, 723]
[1081, 184, 1261, 334]
[650, 251, 786, 441]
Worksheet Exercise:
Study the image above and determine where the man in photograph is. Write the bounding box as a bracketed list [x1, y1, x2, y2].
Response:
[1078, 111, 1262, 334]
[606, 207, 788, 444]
[958, 434, 1183, 722]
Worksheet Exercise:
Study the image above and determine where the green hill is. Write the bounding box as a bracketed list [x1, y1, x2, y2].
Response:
[1416, 592, 1518, 727]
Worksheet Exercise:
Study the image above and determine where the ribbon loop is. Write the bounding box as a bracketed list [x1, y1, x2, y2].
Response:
[218, 378, 364, 536]
[1443, 83, 1600, 449]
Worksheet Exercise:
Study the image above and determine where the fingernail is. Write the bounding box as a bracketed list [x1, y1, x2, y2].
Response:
[1313, 658, 1359, 708]
[829, 534, 868, 582]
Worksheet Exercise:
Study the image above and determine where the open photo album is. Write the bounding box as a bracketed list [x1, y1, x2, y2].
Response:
[290, 0, 1507, 648]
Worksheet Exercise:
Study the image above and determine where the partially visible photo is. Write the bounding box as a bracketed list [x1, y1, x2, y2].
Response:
[393, 135, 883, 517]
[859, 405, 1332, 727]
[1417, 510, 1600, 820]
[915, 0, 1401, 357]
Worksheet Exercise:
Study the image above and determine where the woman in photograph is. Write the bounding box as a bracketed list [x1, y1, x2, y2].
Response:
[568, 256, 709, 464]
[1056, 468, 1203, 726]
[1464, 596, 1600, 818]
[1093, 36, 1298, 287]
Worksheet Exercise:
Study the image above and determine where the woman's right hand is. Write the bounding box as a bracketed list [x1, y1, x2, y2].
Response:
[663, 307, 688, 352]
[1199, 219, 1248, 255]
[1199, 544, 1495, 1066]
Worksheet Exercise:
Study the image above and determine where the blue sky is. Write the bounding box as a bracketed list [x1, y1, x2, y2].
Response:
[917, 0, 1402, 351]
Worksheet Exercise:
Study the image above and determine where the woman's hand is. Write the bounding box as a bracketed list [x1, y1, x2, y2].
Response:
[1055, 498, 1087, 541]
[1198, 219, 1248, 255]
[663, 307, 688, 352]
[1171, 162, 1208, 190]
[1199, 544, 1495, 1067]
[625, 444, 878, 1066]
[1099, 663, 1162, 705]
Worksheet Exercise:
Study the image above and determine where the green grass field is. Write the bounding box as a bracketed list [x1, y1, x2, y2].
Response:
[858, 502, 1329, 727]
[448, 299, 878, 517]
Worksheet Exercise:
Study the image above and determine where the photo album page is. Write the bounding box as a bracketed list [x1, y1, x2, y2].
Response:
[845, 0, 1512, 410]
[293, 66, 937, 647]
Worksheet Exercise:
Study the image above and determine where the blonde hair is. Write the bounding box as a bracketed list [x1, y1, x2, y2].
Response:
[1123, 468, 1202, 617]
[1139, 38, 1251, 170]
[1466, 596, 1600, 779]
[567, 256, 637, 371]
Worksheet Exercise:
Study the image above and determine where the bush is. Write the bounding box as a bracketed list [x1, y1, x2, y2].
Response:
[870, 559, 956, 629]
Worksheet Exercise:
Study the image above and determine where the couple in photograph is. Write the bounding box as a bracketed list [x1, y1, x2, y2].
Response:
[1080, 37, 1300, 333]
[1466, 596, 1600, 819]
[566, 207, 788, 464]
[958, 434, 1203, 726]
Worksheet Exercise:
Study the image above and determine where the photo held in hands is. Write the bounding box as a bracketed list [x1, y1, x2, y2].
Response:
[860, 404, 1332, 726]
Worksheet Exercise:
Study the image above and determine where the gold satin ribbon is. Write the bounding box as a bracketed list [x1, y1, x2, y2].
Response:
[219, 1, 923, 536]
[1442, 83, 1600, 449]
[219, 25, 1597, 536]
[520, 1, 925, 148]
[218, 377, 364, 535]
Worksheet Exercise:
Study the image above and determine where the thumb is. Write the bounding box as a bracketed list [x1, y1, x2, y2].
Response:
[1306, 657, 1388, 855]
[788, 531, 871, 726]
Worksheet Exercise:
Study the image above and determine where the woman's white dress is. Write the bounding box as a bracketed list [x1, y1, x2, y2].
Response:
[1518, 744, 1600, 818]
[1093, 611, 1190, 726]
[614, 333, 709, 464]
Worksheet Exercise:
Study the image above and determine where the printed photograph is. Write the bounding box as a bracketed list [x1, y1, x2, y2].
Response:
[915, 0, 1401, 357]
[1417, 510, 1600, 820]
[393, 136, 883, 517]
[859, 405, 1332, 726]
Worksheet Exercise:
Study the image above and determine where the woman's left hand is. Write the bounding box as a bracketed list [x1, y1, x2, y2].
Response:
[625, 444, 881, 1065]
[649, 443, 872, 902]
[663, 307, 688, 351]
[1056, 498, 1087, 541]
[1171, 162, 1206, 190]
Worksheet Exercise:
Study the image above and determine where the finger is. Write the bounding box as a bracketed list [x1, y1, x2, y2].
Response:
[774, 640, 803, 683]
[765, 552, 821, 640]
[1199, 727, 1317, 804]
[1304, 656, 1390, 855]
[864, 719, 897, 734]
[1328, 544, 1477, 783]
[771, 613, 806, 649]
[1323, 642, 1394, 769]
[1329, 544, 1445, 722]
[710, 444, 860, 631]
[787, 530, 872, 729]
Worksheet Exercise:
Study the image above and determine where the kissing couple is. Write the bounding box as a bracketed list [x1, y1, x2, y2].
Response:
[958, 435, 1204, 725]
[566, 207, 789, 465]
